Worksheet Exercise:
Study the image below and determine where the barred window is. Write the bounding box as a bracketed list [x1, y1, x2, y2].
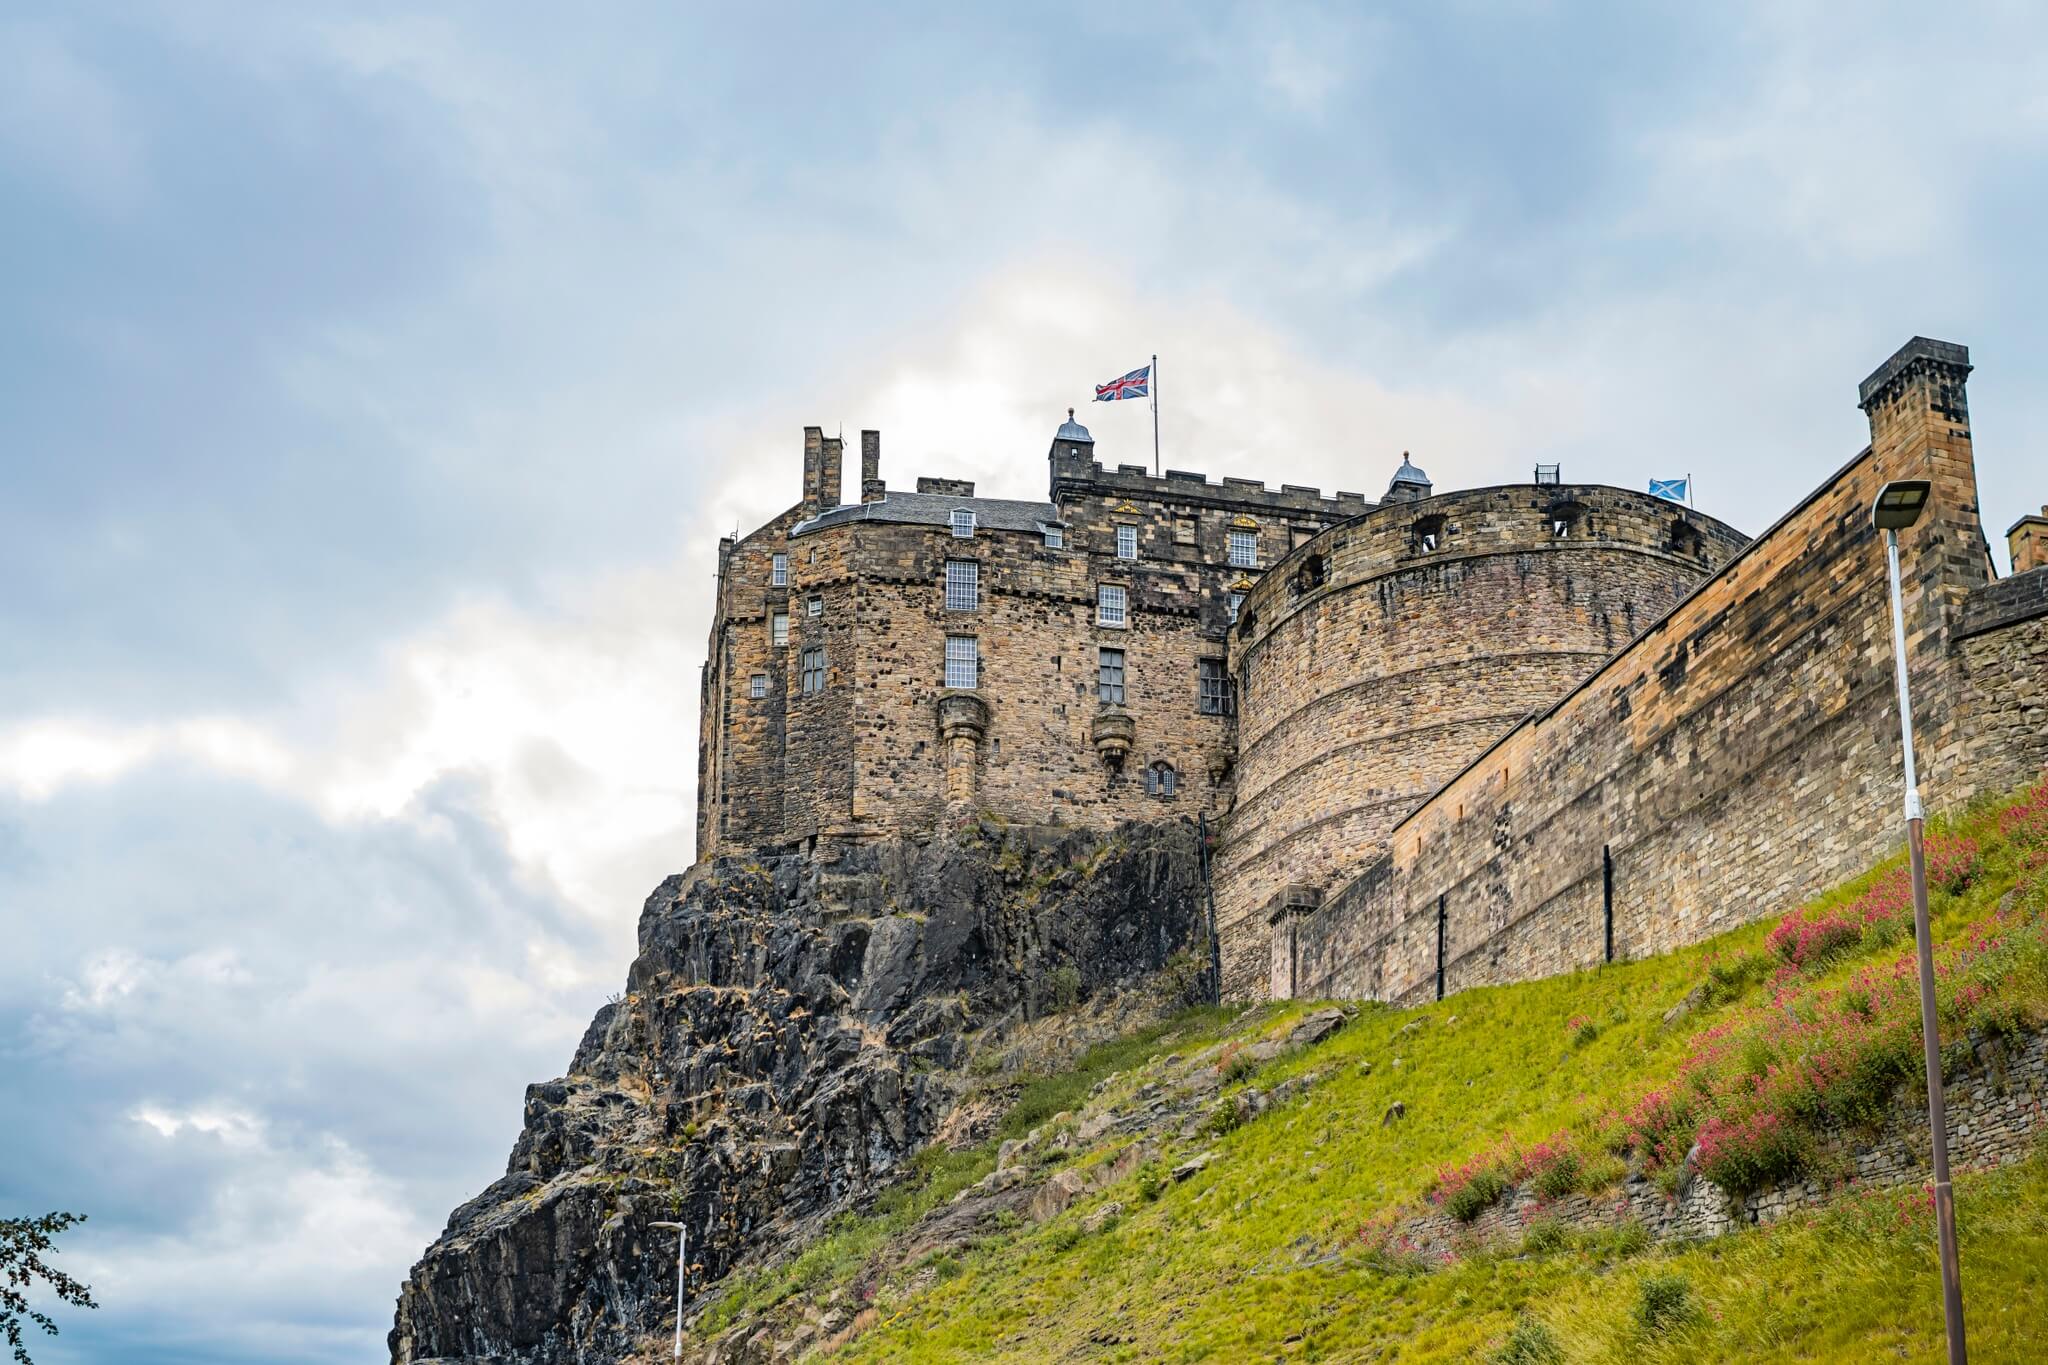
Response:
[945, 559, 979, 612]
[807, 595, 823, 617]
[749, 673, 768, 699]
[1198, 658, 1234, 715]
[1227, 591, 1245, 623]
[944, 635, 979, 689]
[771, 552, 788, 586]
[800, 647, 826, 694]
[1098, 648, 1125, 705]
[1041, 523, 1064, 549]
[1227, 528, 1258, 568]
[771, 612, 789, 646]
[1145, 761, 1177, 797]
[1116, 524, 1138, 560]
[951, 508, 975, 538]
[1097, 583, 1127, 627]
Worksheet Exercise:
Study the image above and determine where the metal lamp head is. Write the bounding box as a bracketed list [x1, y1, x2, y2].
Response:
[1872, 479, 1932, 532]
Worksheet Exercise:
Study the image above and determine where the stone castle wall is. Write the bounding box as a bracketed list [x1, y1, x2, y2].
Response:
[1272, 338, 2036, 1006]
[1212, 486, 1746, 998]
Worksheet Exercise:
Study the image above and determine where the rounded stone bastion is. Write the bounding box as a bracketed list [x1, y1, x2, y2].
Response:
[1211, 482, 1748, 998]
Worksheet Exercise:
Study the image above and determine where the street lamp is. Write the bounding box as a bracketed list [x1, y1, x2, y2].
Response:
[1873, 477, 1967, 1364]
[650, 1219, 688, 1363]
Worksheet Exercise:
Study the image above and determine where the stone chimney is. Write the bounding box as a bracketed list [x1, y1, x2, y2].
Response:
[1857, 337, 1992, 605]
[2011, 505, 2048, 575]
[916, 477, 976, 497]
[801, 426, 825, 511]
[861, 429, 885, 503]
[819, 433, 843, 510]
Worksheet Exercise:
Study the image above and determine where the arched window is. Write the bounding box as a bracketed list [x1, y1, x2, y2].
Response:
[1145, 761, 1178, 798]
[1413, 514, 1446, 552]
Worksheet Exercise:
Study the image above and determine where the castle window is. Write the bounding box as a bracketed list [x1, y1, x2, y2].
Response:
[1041, 523, 1065, 549]
[945, 559, 979, 611]
[1097, 584, 1128, 628]
[749, 673, 768, 699]
[951, 509, 976, 538]
[1415, 513, 1446, 552]
[1116, 524, 1138, 560]
[1228, 590, 1245, 622]
[800, 647, 826, 694]
[1293, 553, 1327, 594]
[771, 612, 789, 646]
[1098, 648, 1125, 704]
[807, 594, 823, 617]
[1228, 528, 1258, 568]
[1667, 517, 1704, 556]
[1145, 762, 1177, 797]
[1199, 658, 1234, 715]
[944, 635, 979, 689]
[771, 552, 788, 586]
[1174, 516, 1197, 545]
[1552, 518, 1570, 538]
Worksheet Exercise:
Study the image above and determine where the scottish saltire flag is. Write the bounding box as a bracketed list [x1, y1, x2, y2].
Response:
[1649, 477, 1689, 503]
[1094, 364, 1151, 401]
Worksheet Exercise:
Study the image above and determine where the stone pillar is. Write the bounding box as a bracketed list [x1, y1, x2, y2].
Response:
[1265, 885, 1321, 999]
[860, 430, 885, 503]
[937, 693, 990, 804]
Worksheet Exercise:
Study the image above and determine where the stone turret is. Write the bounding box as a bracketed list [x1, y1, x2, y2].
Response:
[1383, 454, 1432, 504]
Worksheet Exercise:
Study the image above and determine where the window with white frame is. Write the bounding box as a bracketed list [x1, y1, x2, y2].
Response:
[771, 612, 789, 646]
[944, 559, 979, 612]
[1227, 591, 1245, 623]
[749, 673, 768, 699]
[1145, 761, 1177, 797]
[771, 552, 788, 586]
[800, 647, 826, 694]
[1097, 583, 1127, 627]
[1041, 523, 1064, 549]
[944, 635, 979, 689]
[807, 594, 823, 617]
[1097, 647, 1125, 705]
[1227, 528, 1258, 568]
[1198, 658, 1233, 715]
[951, 508, 975, 538]
[1116, 524, 1138, 560]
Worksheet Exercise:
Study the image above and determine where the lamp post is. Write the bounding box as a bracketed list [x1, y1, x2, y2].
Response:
[650, 1219, 688, 1363]
[1872, 477, 1966, 1364]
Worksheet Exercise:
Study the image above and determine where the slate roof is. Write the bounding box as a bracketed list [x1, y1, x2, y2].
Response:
[793, 491, 1061, 537]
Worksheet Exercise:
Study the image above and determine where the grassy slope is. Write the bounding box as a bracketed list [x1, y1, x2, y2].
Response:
[705, 784, 2048, 1361]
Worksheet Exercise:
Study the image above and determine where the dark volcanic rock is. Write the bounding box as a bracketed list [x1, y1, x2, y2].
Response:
[389, 819, 1209, 1364]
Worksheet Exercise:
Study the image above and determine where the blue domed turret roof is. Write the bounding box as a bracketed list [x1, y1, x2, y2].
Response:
[1389, 454, 1431, 489]
[1055, 407, 1093, 443]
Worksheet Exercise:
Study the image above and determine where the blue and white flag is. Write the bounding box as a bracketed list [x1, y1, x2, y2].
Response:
[1649, 477, 1689, 503]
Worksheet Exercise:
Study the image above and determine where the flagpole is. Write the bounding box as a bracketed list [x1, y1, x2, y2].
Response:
[1151, 353, 1160, 478]
[1688, 473, 1694, 510]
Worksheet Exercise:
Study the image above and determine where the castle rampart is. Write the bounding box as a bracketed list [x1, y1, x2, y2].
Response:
[1210, 484, 1746, 998]
[1269, 337, 2045, 1006]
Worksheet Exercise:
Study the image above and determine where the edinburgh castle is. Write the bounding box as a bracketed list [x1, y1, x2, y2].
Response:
[697, 337, 2048, 1007]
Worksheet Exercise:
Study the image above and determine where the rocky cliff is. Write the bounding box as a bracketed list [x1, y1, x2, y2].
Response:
[389, 818, 1212, 1364]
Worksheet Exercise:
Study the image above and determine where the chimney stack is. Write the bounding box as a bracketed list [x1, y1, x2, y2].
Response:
[861, 429, 885, 503]
[819, 433, 843, 510]
[2011, 505, 2048, 575]
[801, 426, 825, 511]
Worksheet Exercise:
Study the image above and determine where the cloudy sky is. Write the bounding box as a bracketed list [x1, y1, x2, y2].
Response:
[3, 3, 2045, 1361]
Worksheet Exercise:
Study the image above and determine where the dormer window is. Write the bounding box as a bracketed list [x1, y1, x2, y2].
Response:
[951, 509, 976, 538]
[1041, 523, 1065, 549]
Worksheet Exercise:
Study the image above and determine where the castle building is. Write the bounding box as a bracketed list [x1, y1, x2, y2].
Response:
[697, 338, 2048, 1005]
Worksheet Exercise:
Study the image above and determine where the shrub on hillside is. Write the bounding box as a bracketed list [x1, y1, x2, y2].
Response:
[1634, 1273, 1695, 1335]
[1492, 1315, 1564, 1364]
[1518, 1132, 1582, 1200]
[1432, 1153, 1509, 1222]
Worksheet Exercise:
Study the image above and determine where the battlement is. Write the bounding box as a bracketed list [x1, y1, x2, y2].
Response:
[1051, 453, 1371, 519]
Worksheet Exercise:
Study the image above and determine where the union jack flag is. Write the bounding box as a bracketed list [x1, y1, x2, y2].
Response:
[1094, 364, 1151, 401]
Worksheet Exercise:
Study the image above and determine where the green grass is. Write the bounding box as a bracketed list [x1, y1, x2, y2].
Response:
[808, 777, 2048, 1361]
